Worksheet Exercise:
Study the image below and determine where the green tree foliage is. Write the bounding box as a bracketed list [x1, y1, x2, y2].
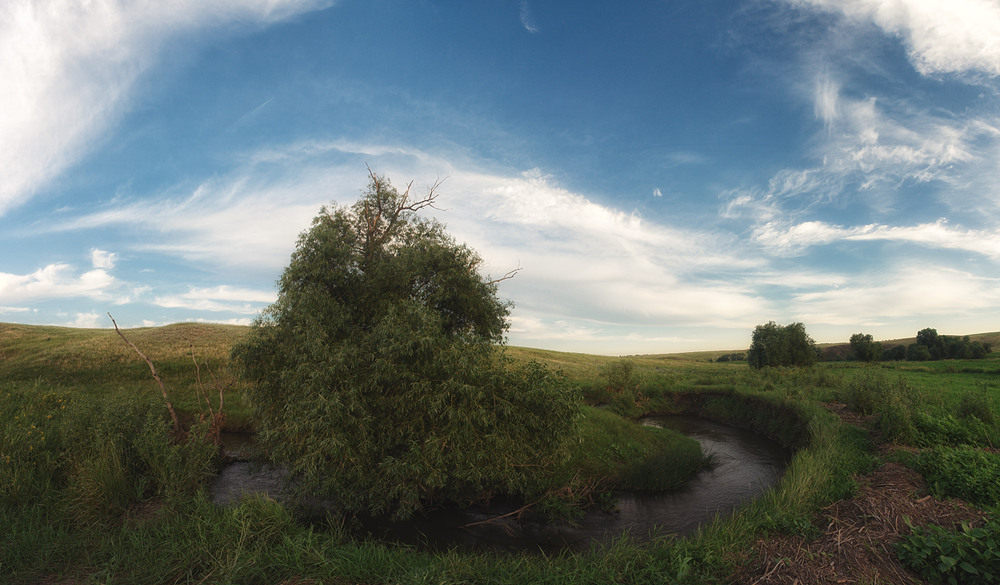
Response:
[849, 333, 883, 362]
[883, 344, 907, 361]
[917, 328, 943, 360]
[909, 329, 990, 361]
[231, 171, 580, 519]
[747, 321, 817, 369]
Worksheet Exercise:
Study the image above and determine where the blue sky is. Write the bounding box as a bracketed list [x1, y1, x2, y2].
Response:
[4, 0, 1000, 355]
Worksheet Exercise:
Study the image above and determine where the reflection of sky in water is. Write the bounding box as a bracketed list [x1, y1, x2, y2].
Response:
[210, 416, 791, 553]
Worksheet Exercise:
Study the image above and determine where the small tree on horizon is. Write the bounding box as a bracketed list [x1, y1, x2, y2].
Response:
[849, 333, 883, 362]
[747, 321, 817, 369]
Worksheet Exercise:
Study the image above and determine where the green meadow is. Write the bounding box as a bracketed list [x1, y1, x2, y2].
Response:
[2, 322, 999, 584]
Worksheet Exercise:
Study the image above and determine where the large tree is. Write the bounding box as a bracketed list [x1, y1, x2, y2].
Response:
[747, 321, 817, 369]
[231, 170, 579, 519]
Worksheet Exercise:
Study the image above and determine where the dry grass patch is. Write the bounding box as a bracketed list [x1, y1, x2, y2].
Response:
[732, 462, 987, 584]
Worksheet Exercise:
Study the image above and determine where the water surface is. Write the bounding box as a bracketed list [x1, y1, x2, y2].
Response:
[210, 415, 791, 552]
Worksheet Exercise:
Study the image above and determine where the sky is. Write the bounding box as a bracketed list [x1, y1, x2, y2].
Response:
[4, 0, 1000, 355]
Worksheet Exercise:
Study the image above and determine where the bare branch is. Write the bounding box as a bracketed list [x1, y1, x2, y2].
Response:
[361, 166, 448, 263]
[108, 313, 181, 435]
[461, 498, 540, 532]
[186, 337, 215, 420]
[487, 264, 523, 286]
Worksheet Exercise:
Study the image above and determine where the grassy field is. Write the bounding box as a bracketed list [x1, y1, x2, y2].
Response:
[2, 322, 1000, 584]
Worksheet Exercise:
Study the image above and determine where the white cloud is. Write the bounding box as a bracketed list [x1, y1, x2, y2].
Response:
[724, 7, 1000, 227]
[519, 1, 539, 33]
[791, 265, 1000, 325]
[91, 248, 117, 269]
[788, 0, 1000, 77]
[39, 141, 773, 347]
[814, 74, 840, 128]
[0, 0, 333, 217]
[753, 218, 1000, 258]
[153, 285, 276, 314]
[67, 312, 102, 328]
[152, 284, 275, 314]
[0, 264, 119, 303]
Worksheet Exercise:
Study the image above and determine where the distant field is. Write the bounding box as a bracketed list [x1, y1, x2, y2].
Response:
[5, 321, 1000, 426]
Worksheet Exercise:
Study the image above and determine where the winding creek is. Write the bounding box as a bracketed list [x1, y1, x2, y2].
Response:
[211, 416, 791, 553]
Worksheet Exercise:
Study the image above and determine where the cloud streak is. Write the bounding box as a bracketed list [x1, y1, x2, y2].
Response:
[0, 0, 333, 217]
[33, 141, 776, 349]
[753, 218, 1000, 257]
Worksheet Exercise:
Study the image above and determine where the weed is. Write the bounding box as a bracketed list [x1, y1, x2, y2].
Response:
[957, 387, 997, 425]
[897, 516, 1000, 585]
[915, 446, 1000, 507]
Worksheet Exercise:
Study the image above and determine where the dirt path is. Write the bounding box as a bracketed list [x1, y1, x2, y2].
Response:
[731, 404, 988, 585]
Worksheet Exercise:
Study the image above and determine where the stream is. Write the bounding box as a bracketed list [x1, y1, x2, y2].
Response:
[210, 415, 791, 552]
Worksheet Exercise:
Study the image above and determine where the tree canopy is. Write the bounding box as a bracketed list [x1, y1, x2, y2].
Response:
[747, 321, 817, 369]
[849, 333, 883, 362]
[231, 170, 579, 519]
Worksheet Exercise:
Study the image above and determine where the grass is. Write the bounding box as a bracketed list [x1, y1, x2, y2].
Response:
[3, 322, 1000, 583]
[562, 406, 709, 492]
[0, 321, 251, 428]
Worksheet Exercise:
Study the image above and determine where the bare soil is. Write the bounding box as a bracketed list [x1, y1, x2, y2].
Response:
[731, 403, 989, 585]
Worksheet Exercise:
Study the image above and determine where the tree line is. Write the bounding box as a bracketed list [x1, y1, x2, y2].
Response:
[861, 328, 991, 362]
[743, 323, 991, 368]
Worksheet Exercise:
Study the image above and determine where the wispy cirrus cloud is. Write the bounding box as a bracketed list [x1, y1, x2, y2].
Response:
[725, 0, 1000, 237]
[40, 141, 773, 349]
[153, 285, 277, 314]
[519, 1, 539, 33]
[753, 218, 1000, 257]
[0, 0, 333, 217]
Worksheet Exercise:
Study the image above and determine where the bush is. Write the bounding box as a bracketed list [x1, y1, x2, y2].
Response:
[0, 385, 69, 506]
[135, 414, 218, 501]
[915, 446, 1000, 507]
[957, 389, 997, 425]
[897, 516, 1000, 585]
[913, 414, 997, 448]
[601, 359, 647, 418]
[838, 369, 916, 443]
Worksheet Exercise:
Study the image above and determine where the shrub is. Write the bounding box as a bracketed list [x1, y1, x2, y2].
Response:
[913, 414, 996, 448]
[601, 359, 647, 418]
[838, 369, 916, 443]
[957, 389, 997, 425]
[897, 516, 1000, 585]
[0, 385, 68, 506]
[65, 438, 146, 524]
[915, 446, 1000, 507]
